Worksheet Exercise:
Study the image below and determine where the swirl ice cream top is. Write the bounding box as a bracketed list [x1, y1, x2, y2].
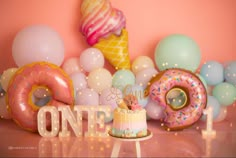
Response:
[80, 0, 126, 45]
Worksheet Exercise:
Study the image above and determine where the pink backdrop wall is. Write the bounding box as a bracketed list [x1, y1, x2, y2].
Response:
[0, 0, 235, 73]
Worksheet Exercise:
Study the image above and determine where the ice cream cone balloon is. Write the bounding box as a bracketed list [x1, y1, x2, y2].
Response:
[80, 0, 131, 70]
[94, 29, 130, 69]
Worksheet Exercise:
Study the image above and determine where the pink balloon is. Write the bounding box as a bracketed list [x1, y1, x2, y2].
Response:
[62, 57, 82, 75]
[12, 25, 64, 67]
[0, 96, 11, 119]
[75, 88, 99, 105]
[100, 87, 123, 111]
[70, 72, 88, 93]
[135, 67, 158, 88]
[214, 106, 227, 122]
[145, 100, 165, 120]
[79, 48, 104, 72]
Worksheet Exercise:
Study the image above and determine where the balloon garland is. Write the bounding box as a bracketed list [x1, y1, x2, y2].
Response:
[0, 0, 235, 135]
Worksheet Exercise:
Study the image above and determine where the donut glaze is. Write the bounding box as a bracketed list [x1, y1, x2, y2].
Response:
[145, 68, 207, 130]
[7, 62, 74, 132]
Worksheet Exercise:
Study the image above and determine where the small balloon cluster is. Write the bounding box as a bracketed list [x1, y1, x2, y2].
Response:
[0, 0, 235, 133]
[0, 26, 235, 127]
[61, 49, 159, 122]
[199, 61, 236, 122]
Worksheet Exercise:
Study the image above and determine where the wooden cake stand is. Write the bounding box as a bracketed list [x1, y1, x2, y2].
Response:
[108, 130, 153, 158]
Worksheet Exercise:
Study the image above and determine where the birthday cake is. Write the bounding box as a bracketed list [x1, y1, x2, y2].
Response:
[111, 94, 148, 138]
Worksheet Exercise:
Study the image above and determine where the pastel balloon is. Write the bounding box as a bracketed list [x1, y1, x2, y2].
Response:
[155, 34, 201, 72]
[207, 85, 214, 95]
[212, 82, 236, 106]
[97, 111, 113, 123]
[123, 84, 149, 107]
[0, 96, 11, 119]
[0, 68, 18, 91]
[75, 88, 99, 105]
[87, 68, 112, 93]
[62, 57, 82, 75]
[145, 100, 165, 120]
[12, 25, 64, 67]
[79, 48, 104, 72]
[224, 61, 236, 86]
[200, 61, 224, 86]
[70, 72, 88, 93]
[135, 67, 158, 88]
[112, 69, 135, 91]
[214, 106, 227, 122]
[100, 87, 123, 110]
[196, 73, 207, 89]
[201, 96, 221, 121]
[132, 56, 154, 74]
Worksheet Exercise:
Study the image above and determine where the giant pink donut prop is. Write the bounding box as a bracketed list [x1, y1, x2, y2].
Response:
[145, 68, 207, 130]
[7, 62, 74, 132]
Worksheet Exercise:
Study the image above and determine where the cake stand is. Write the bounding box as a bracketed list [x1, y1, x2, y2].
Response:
[108, 130, 152, 158]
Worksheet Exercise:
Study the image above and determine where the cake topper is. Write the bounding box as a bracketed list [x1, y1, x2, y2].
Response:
[117, 94, 142, 111]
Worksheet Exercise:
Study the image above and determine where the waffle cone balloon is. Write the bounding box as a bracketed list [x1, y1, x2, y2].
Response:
[94, 29, 130, 69]
[80, 0, 131, 69]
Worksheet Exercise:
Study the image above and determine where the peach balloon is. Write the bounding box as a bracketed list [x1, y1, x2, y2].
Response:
[62, 57, 82, 75]
[87, 68, 112, 93]
[0, 68, 18, 91]
[132, 56, 154, 74]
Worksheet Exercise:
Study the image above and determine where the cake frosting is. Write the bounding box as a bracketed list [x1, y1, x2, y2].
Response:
[111, 95, 148, 138]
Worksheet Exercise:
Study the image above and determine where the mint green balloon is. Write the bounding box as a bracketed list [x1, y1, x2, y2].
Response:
[155, 34, 201, 72]
[212, 82, 236, 106]
[112, 70, 135, 92]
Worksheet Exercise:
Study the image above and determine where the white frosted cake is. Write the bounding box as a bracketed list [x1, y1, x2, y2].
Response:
[111, 95, 148, 138]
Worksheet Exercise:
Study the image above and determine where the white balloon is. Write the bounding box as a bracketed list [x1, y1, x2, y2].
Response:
[79, 48, 105, 72]
[12, 25, 64, 67]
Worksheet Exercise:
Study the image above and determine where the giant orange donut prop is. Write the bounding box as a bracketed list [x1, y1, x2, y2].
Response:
[145, 68, 207, 130]
[7, 62, 74, 132]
